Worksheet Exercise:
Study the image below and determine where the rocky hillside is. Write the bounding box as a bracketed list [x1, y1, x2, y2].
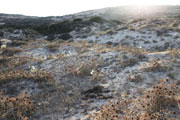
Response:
[1, 5, 180, 120]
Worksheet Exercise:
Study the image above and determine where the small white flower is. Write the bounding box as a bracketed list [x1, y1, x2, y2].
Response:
[32, 66, 36, 70]
[30, 66, 37, 73]
[90, 70, 95, 75]
[1, 44, 6, 49]
[38, 103, 41, 106]
[174, 33, 178, 36]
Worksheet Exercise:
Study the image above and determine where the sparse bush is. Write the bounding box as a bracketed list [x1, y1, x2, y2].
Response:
[128, 72, 143, 82]
[90, 78, 180, 120]
[46, 42, 60, 51]
[34, 19, 92, 35]
[0, 70, 55, 86]
[9, 40, 27, 47]
[65, 62, 97, 77]
[0, 91, 36, 120]
[118, 58, 138, 68]
[115, 45, 147, 56]
[142, 59, 172, 72]
[90, 69, 103, 81]
[0, 56, 28, 72]
[73, 18, 83, 22]
[1, 47, 22, 56]
[64, 58, 104, 77]
[58, 33, 72, 40]
[128, 26, 136, 31]
[98, 29, 115, 36]
[169, 48, 180, 60]
[89, 16, 107, 23]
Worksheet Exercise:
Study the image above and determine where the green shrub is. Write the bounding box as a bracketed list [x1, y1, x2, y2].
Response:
[89, 16, 107, 23]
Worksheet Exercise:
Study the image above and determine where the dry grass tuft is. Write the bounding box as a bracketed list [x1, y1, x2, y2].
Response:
[64, 57, 104, 78]
[118, 58, 138, 68]
[0, 91, 36, 120]
[0, 70, 55, 86]
[169, 48, 180, 60]
[97, 29, 116, 36]
[65, 62, 97, 77]
[1, 47, 23, 56]
[90, 78, 180, 120]
[142, 59, 172, 72]
[115, 45, 148, 56]
[0, 56, 28, 72]
[46, 42, 60, 52]
[128, 72, 143, 83]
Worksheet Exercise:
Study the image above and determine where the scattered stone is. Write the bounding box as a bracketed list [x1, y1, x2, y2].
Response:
[105, 41, 113, 45]
[153, 40, 158, 43]
[164, 42, 170, 49]
[59, 33, 72, 40]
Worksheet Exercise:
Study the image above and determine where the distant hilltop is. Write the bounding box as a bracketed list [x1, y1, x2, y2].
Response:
[0, 5, 180, 41]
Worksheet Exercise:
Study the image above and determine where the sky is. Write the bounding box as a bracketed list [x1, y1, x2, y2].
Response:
[0, 0, 180, 16]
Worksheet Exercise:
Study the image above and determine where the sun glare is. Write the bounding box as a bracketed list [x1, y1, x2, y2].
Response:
[0, 0, 179, 16]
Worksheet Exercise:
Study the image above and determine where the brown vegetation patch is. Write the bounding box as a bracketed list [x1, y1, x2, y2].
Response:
[1, 47, 22, 56]
[0, 91, 36, 120]
[0, 56, 29, 72]
[0, 70, 55, 86]
[90, 78, 180, 120]
[142, 59, 172, 72]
